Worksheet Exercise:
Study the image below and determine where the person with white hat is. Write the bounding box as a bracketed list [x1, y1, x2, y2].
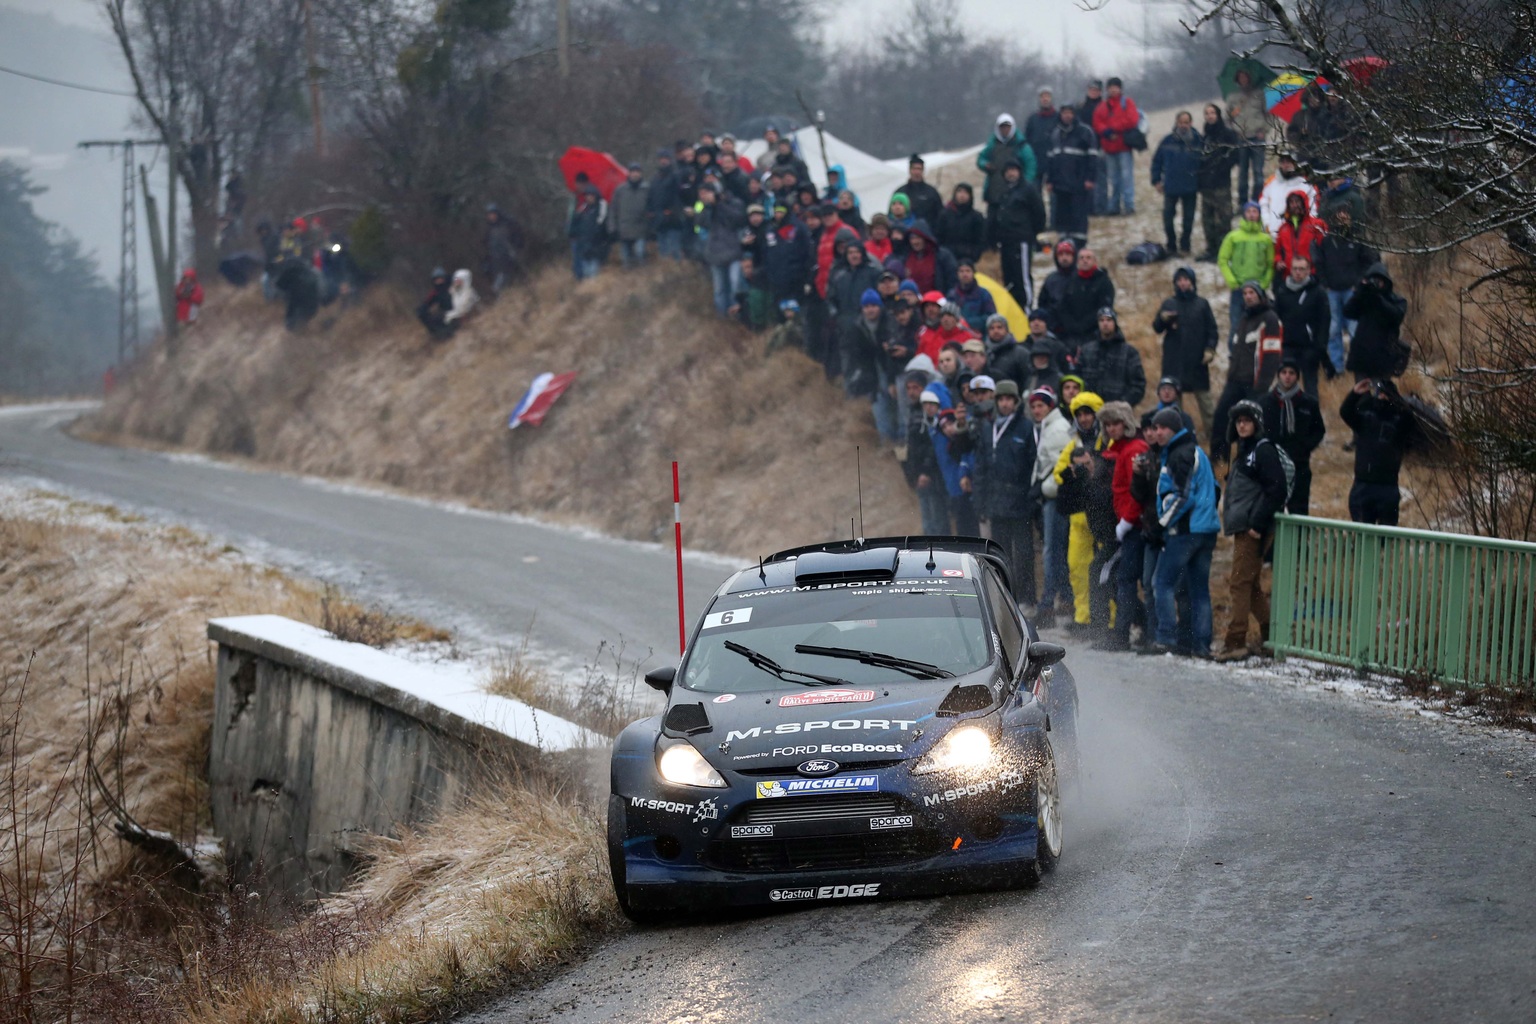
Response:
[971, 379, 1038, 607]
[977, 113, 1037, 205]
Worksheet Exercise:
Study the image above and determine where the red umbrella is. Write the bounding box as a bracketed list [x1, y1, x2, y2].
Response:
[1343, 56, 1389, 86]
[558, 146, 627, 202]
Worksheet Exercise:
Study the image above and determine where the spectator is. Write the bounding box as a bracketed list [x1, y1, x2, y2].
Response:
[1043, 104, 1098, 247]
[887, 193, 914, 230]
[1152, 266, 1220, 437]
[937, 407, 980, 536]
[255, 220, 281, 301]
[904, 220, 959, 296]
[1319, 172, 1368, 226]
[1151, 110, 1203, 254]
[567, 173, 606, 281]
[1037, 239, 1078, 323]
[1314, 205, 1378, 374]
[836, 189, 866, 236]
[961, 337, 989, 377]
[1340, 378, 1417, 525]
[1050, 390, 1107, 632]
[174, 268, 204, 325]
[648, 149, 686, 260]
[949, 260, 997, 334]
[1081, 308, 1147, 406]
[224, 169, 246, 220]
[936, 184, 987, 264]
[1213, 281, 1285, 462]
[416, 267, 454, 341]
[764, 298, 804, 357]
[1217, 201, 1276, 337]
[918, 301, 976, 362]
[446, 269, 479, 326]
[319, 231, 357, 306]
[1286, 85, 1332, 168]
[1056, 437, 1115, 637]
[824, 165, 854, 205]
[483, 203, 523, 294]
[1054, 247, 1116, 349]
[716, 152, 751, 203]
[978, 113, 1036, 204]
[1024, 88, 1060, 181]
[1259, 358, 1326, 514]
[696, 183, 746, 317]
[607, 163, 651, 267]
[1030, 386, 1075, 625]
[829, 240, 881, 340]
[1274, 190, 1329, 275]
[1147, 407, 1221, 658]
[695, 130, 719, 165]
[844, 287, 892, 413]
[736, 253, 773, 330]
[1197, 103, 1240, 261]
[973, 379, 1038, 604]
[1080, 79, 1110, 215]
[762, 201, 812, 311]
[1099, 401, 1151, 650]
[987, 160, 1048, 312]
[1259, 153, 1318, 236]
[771, 136, 810, 187]
[275, 254, 319, 331]
[983, 312, 1030, 390]
[906, 384, 950, 533]
[1226, 69, 1269, 203]
[1342, 262, 1409, 381]
[900, 154, 944, 227]
[1215, 400, 1290, 662]
[1273, 255, 1333, 395]
[865, 213, 895, 264]
[1025, 335, 1064, 396]
[1141, 376, 1197, 435]
[1092, 77, 1140, 216]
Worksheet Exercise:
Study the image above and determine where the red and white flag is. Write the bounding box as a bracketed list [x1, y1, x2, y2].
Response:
[508, 371, 577, 429]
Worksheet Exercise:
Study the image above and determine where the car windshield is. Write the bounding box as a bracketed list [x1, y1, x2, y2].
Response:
[680, 578, 992, 692]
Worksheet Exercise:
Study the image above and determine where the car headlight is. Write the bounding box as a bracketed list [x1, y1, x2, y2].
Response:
[658, 743, 726, 788]
[912, 725, 993, 775]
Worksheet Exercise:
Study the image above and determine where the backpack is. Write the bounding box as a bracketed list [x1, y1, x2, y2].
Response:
[1124, 110, 1151, 152]
[1258, 438, 1297, 508]
[1126, 241, 1169, 265]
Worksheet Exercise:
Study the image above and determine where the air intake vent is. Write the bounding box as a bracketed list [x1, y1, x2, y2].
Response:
[936, 684, 994, 716]
[793, 547, 900, 586]
[663, 702, 711, 735]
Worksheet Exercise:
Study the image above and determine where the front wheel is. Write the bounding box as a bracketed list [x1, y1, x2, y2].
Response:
[1020, 744, 1064, 887]
[607, 795, 669, 925]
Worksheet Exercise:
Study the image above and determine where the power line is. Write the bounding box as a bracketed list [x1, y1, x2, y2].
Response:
[0, 62, 135, 97]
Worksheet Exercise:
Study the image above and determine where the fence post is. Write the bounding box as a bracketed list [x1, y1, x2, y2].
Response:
[1269, 515, 1298, 661]
[1349, 530, 1379, 671]
[1437, 543, 1471, 681]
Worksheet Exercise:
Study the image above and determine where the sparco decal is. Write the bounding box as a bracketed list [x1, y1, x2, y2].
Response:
[726, 719, 917, 741]
[730, 824, 774, 838]
[870, 815, 914, 830]
[768, 883, 882, 902]
[757, 775, 879, 798]
[778, 688, 877, 708]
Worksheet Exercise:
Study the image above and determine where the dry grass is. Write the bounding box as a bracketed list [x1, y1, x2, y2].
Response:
[484, 634, 654, 739]
[0, 485, 614, 1022]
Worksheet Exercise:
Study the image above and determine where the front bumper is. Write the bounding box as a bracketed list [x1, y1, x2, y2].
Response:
[616, 760, 1042, 910]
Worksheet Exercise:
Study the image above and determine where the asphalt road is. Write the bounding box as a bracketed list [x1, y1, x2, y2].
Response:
[4, 405, 1534, 1022]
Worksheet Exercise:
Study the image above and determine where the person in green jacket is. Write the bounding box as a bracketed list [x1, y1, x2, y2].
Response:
[979, 113, 1039, 202]
[1217, 201, 1275, 337]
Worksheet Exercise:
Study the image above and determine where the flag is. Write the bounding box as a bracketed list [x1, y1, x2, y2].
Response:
[508, 371, 577, 429]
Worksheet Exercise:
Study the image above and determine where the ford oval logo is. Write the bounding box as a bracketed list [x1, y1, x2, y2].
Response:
[798, 759, 839, 776]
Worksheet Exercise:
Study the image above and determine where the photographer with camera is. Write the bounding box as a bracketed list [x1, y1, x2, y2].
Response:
[1341, 377, 1418, 526]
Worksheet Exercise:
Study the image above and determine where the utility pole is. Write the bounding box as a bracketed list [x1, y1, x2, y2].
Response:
[79, 138, 163, 364]
[303, 0, 326, 154]
[557, 0, 570, 77]
[165, 59, 180, 353]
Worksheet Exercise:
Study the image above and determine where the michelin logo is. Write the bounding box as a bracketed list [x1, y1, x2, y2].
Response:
[756, 775, 880, 798]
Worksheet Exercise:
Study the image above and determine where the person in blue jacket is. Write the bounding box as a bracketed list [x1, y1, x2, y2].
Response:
[1151, 111, 1204, 255]
[1147, 407, 1220, 657]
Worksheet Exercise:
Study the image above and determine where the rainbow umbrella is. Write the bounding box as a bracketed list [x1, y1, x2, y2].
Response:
[1266, 72, 1330, 124]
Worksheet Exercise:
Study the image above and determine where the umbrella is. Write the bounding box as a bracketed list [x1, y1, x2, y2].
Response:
[1266, 72, 1331, 124]
[558, 146, 627, 202]
[1219, 56, 1276, 98]
[1343, 56, 1389, 87]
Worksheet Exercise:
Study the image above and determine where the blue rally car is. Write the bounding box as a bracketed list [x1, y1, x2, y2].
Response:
[608, 536, 1078, 921]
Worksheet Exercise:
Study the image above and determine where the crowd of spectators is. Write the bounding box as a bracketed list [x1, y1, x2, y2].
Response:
[536, 76, 1422, 662]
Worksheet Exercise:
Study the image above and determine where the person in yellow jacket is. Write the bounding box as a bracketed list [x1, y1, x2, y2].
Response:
[1050, 391, 1105, 629]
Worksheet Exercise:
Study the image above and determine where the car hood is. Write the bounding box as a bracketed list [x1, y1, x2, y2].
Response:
[667, 673, 1000, 772]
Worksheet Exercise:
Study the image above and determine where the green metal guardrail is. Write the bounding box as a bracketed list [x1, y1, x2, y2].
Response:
[1270, 514, 1536, 688]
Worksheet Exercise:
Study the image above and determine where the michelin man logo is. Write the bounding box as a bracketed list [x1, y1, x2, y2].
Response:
[693, 797, 720, 822]
[756, 780, 788, 799]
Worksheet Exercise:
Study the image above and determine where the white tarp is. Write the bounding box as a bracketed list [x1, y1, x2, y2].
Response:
[741, 128, 984, 219]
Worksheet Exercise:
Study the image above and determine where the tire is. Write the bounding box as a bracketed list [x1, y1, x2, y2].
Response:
[607, 795, 668, 926]
[1021, 743, 1064, 887]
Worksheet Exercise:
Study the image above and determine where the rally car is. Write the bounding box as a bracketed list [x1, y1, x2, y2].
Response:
[608, 536, 1078, 921]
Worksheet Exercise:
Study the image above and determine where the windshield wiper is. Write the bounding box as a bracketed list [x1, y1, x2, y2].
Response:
[724, 641, 851, 687]
[793, 644, 955, 680]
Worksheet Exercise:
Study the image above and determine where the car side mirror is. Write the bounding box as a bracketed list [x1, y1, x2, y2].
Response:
[1028, 641, 1066, 667]
[644, 665, 677, 692]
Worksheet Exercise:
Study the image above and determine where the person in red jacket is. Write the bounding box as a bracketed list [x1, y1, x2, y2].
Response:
[1099, 400, 1150, 650]
[175, 268, 204, 324]
[1091, 77, 1141, 216]
[1273, 190, 1328, 275]
[917, 300, 978, 362]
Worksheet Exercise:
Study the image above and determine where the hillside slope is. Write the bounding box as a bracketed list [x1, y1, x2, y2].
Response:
[87, 263, 916, 558]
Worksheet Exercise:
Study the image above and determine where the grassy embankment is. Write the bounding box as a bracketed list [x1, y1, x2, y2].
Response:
[0, 485, 616, 1023]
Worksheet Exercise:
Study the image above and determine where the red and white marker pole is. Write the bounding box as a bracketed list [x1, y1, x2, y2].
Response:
[672, 460, 686, 656]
